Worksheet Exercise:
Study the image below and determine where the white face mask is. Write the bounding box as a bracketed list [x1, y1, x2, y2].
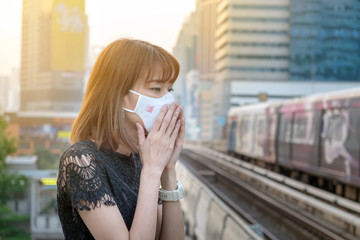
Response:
[123, 90, 175, 132]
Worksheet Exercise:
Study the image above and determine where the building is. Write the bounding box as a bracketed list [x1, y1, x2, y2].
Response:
[5, 111, 75, 156]
[0, 69, 20, 114]
[0, 75, 10, 113]
[193, 0, 218, 140]
[20, 0, 88, 112]
[184, 70, 199, 140]
[6, 69, 21, 112]
[197, 0, 218, 82]
[213, 0, 290, 139]
[173, 2, 220, 141]
[184, 70, 214, 141]
[289, 0, 360, 81]
[203, 0, 360, 140]
[172, 11, 198, 108]
[5, 157, 63, 240]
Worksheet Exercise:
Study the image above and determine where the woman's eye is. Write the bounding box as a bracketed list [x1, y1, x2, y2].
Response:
[168, 88, 174, 93]
[150, 88, 161, 92]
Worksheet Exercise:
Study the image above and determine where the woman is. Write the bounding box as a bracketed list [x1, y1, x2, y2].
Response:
[57, 38, 186, 240]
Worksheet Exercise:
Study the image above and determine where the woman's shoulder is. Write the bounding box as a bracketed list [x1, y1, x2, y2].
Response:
[61, 139, 96, 159]
[58, 139, 103, 172]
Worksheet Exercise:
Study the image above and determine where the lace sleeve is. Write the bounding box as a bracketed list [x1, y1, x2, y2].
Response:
[58, 152, 116, 214]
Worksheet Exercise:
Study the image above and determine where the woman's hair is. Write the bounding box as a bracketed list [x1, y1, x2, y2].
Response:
[71, 38, 180, 152]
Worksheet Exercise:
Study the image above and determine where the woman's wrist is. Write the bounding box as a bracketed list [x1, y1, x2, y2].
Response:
[161, 168, 177, 190]
[141, 166, 163, 180]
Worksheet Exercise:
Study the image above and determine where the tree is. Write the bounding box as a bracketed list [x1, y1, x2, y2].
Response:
[0, 115, 31, 240]
[0, 116, 16, 169]
[34, 146, 60, 170]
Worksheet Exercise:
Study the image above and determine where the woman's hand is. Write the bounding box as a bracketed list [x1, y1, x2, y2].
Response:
[164, 106, 185, 171]
[136, 102, 182, 176]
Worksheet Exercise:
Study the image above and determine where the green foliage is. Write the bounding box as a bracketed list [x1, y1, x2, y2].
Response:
[0, 205, 30, 239]
[0, 115, 30, 239]
[0, 174, 29, 206]
[34, 146, 60, 170]
[0, 116, 17, 170]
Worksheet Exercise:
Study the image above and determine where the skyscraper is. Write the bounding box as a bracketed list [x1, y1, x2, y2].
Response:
[20, 0, 87, 112]
[289, 0, 360, 81]
[213, 0, 290, 139]
[196, 0, 218, 140]
[172, 11, 198, 107]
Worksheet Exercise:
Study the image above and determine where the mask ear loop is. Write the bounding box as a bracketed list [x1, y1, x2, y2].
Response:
[123, 107, 135, 113]
[129, 90, 141, 96]
[122, 90, 140, 113]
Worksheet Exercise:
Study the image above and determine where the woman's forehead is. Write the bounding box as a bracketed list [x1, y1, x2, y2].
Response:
[144, 78, 173, 86]
[135, 76, 172, 88]
[142, 69, 170, 83]
[137, 63, 176, 86]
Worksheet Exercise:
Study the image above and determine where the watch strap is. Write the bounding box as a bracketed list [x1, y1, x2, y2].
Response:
[159, 181, 184, 201]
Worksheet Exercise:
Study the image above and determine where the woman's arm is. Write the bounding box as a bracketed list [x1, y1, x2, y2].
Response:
[78, 168, 161, 240]
[159, 168, 185, 240]
[157, 107, 186, 240]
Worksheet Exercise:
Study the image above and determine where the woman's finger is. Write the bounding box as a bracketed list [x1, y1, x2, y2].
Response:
[174, 117, 185, 147]
[179, 117, 185, 139]
[170, 119, 181, 142]
[136, 123, 146, 147]
[165, 105, 182, 135]
[178, 106, 183, 119]
[159, 102, 178, 133]
[151, 104, 168, 133]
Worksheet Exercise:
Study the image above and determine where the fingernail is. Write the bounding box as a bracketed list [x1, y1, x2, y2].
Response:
[177, 119, 181, 125]
[176, 107, 181, 112]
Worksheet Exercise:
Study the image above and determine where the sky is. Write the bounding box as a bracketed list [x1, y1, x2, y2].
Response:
[0, 0, 195, 75]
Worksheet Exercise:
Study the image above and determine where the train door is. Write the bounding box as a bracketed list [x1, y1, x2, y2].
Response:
[277, 112, 293, 166]
[239, 115, 251, 156]
[253, 115, 266, 160]
[291, 110, 322, 170]
[267, 113, 277, 163]
[319, 106, 360, 185]
[227, 120, 238, 154]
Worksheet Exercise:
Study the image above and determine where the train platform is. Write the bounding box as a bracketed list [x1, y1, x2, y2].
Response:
[178, 144, 360, 240]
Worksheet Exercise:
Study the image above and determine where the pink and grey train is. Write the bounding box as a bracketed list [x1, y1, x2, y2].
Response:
[226, 87, 360, 201]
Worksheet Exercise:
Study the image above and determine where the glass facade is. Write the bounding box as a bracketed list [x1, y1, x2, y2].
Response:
[289, 0, 360, 81]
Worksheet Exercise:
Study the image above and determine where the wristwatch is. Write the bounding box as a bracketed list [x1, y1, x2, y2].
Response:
[159, 181, 184, 201]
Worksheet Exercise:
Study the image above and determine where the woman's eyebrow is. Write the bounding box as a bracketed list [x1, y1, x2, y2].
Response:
[148, 79, 165, 83]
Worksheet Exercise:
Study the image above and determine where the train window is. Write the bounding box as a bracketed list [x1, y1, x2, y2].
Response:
[240, 116, 249, 137]
[239, 115, 251, 151]
[253, 115, 266, 157]
[319, 107, 360, 179]
[292, 111, 316, 145]
[255, 115, 265, 136]
[228, 120, 238, 141]
[279, 113, 293, 143]
[321, 108, 345, 142]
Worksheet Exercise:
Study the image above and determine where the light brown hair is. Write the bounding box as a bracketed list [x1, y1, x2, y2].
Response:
[71, 38, 180, 152]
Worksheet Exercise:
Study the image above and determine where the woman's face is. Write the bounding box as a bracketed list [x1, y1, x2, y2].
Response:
[123, 69, 175, 134]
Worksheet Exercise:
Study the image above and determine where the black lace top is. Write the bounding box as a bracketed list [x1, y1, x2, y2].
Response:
[57, 139, 142, 240]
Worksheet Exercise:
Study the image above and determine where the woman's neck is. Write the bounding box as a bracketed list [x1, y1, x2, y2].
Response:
[115, 144, 133, 157]
[115, 120, 138, 157]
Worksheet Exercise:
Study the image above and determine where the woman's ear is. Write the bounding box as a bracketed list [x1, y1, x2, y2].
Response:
[123, 91, 139, 110]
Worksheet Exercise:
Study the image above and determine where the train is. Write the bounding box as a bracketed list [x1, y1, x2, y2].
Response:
[226, 87, 360, 201]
